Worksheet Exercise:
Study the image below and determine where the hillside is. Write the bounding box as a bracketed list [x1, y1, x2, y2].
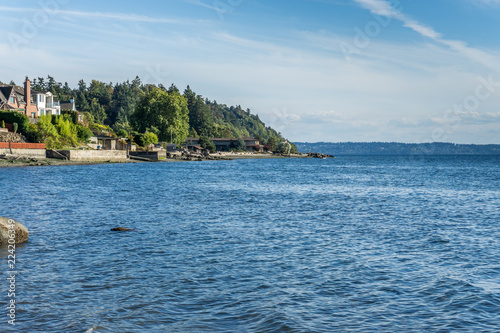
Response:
[295, 142, 500, 155]
[26, 76, 287, 146]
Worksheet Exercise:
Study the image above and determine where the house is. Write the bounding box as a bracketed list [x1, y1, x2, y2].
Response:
[93, 136, 128, 150]
[183, 137, 264, 152]
[0, 78, 38, 118]
[60, 99, 84, 123]
[166, 143, 177, 152]
[212, 137, 264, 152]
[32, 91, 61, 116]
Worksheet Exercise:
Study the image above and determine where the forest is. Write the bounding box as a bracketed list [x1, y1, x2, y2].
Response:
[18, 75, 291, 151]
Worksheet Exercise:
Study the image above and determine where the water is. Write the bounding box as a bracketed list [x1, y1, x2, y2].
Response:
[1, 156, 499, 332]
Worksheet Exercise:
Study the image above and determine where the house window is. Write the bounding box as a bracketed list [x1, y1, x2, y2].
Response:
[10, 96, 15, 104]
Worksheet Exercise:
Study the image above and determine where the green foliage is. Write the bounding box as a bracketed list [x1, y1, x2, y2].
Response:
[131, 87, 189, 144]
[55, 116, 79, 147]
[13, 123, 18, 133]
[233, 138, 246, 151]
[21, 76, 289, 147]
[35, 115, 60, 148]
[267, 137, 278, 151]
[199, 136, 216, 153]
[116, 129, 128, 138]
[140, 132, 159, 148]
[277, 141, 292, 154]
[76, 125, 93, 142]
[0, 111, 30, 134]
[90, 98, 107, 124]
[61, 110, 79, 124]
[1, 120, 4, 128]
[30, 115, 91, 148]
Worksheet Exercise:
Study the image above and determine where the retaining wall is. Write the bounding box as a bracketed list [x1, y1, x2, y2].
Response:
[0, 148, 46, 158]
[47, 150, 128, 162]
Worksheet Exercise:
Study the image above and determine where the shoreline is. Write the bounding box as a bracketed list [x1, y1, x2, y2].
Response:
[0, 153, 314, 168]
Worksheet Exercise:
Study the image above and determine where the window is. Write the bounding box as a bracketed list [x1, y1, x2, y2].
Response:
[10, 96, 15, 104]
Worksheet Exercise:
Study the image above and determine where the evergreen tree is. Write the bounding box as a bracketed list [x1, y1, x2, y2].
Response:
[90, 98, 107, 124]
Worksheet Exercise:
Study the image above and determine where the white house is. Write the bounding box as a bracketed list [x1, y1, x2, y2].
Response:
[33, 91, 61, 116]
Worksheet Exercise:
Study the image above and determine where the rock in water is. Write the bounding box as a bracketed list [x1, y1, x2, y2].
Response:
[0, 217, 29, 245]
[111, 227, 134, 232]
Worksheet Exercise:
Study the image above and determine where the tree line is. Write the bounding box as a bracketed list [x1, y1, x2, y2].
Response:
[26, 75, 293, 151]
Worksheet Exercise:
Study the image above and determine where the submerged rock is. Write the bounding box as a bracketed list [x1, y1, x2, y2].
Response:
[0, 217, 29, 245]
[111, 227, 134, 232]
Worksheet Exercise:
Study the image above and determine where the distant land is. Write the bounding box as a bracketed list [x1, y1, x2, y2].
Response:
[295, 142, 500, 156]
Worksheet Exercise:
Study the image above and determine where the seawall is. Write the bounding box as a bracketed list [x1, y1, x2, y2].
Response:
[47, 150, 128, 162]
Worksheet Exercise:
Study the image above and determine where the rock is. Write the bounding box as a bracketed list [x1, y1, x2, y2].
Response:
[0, 217, 29, 245]
[111, 227, 134, 232]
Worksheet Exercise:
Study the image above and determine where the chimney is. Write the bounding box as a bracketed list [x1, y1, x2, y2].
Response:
[24, 77, 31, 107]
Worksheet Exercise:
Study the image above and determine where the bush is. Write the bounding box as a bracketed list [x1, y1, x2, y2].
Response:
[116, 129, 128, 138]
[13, 123, 18, 133]
[140, 132, 158, 148]
[61, 110, 79, 124]
[0, 111, 29, 134]
[76, 125, 93, 142]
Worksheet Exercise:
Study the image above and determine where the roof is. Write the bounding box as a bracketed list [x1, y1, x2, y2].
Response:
[0, 88, 7, 105]
[60, 101, 75, 111]
[0, 86, 13, 102]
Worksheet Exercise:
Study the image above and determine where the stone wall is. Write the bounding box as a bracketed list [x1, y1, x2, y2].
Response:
[0, 148, 46, 158]
[47, 150, 128, 162]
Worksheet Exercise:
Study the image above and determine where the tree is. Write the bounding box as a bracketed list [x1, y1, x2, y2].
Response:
[199, 136, 216, 153]
[267, 137, 278, 151]
[90, 98, 107, 124]
[131, 87, 189, 144]
[76, 92, 90, 113]
[233, 138, 246, 151]
[277, 141, 292, 154]
[140, 132, 158, 149]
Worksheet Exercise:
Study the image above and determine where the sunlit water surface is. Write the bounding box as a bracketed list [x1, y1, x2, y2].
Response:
[1, 156, 499, 332]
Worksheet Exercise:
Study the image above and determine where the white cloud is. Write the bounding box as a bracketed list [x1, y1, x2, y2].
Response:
[352, 0, 500, 73]
[0, 6, 201, 25]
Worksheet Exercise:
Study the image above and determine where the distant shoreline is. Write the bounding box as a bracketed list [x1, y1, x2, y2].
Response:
[295, 142, 500, 156]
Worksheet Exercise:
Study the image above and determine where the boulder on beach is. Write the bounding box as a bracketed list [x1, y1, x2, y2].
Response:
[0, 217, 29, 245]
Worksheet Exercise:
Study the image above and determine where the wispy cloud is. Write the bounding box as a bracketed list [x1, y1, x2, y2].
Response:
[352, 0, 500, 72]
[0, 6, 198, 25]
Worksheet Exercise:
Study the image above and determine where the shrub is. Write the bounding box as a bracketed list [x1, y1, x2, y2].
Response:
[0, 111, 30, 135]
[116, 129, 128, 138]
[140, 132, 158, 149]
[13, 123, 18, 133]
[76, 125, 93, 142]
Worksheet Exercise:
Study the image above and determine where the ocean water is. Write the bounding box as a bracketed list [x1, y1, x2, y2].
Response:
[1, 155, 499, 332]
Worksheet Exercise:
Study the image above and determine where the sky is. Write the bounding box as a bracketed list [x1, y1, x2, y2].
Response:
[1, 0, 500, 143]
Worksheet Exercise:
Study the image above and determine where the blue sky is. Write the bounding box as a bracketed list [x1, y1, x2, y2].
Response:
[2, 0, 500, 143]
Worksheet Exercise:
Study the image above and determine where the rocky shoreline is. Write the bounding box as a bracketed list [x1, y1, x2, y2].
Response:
[0, 151, 333, 168]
